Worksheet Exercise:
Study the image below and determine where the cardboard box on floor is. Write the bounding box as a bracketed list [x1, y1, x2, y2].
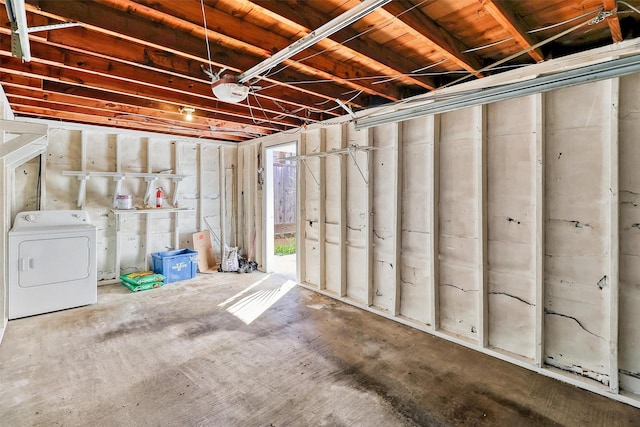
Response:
[192, 231, 218, 273]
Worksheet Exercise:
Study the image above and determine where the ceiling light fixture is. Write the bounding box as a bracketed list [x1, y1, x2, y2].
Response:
[237, 0, 391, 84]
[179, 106, 196, 121]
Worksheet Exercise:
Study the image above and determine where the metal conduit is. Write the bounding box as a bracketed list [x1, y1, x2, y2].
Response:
[355, 53, 640, 129]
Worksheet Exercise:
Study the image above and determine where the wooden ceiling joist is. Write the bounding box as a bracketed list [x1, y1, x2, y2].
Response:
[480, 0, 544, 63]
[0, 58, 297, 131]
[1, 0, 636, 142]
[216, 0, 436, 91]
[2, 82, 273, 137]
[71, 0, 405, 102]
[24, 0, 380, 106]
[381, 1, 484, 76]
[603, 0, 623, 42]
[9, 101, 246, 141]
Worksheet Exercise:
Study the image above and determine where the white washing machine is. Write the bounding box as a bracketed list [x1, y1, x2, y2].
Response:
[8, 210, 97, 319]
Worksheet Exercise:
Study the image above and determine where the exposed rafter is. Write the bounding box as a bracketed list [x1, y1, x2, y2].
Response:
[0, 0, 635, 142]
[381, 1, 484, 76]
[603, 0, 623, 42]
[480, 0, 545, 63]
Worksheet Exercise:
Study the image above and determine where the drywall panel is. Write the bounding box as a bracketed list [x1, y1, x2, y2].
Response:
[399, 117, 433, 324]
[619, 73, 640, 394]
[14, 125, 232, 281]
[371, 124, 398, 312]
[324, 126, 345, 295]
[302, 130, 322, 287]
[486, 96, 537, 359]
[344, 126, 371, 303]
[438, 107, 480, 341]
[200, 144, 222, 259]
[544, 81, 611, 384]
[241, 65, 640, 407]
[46, 129, 81, 211]
[14, 159, 40, 213]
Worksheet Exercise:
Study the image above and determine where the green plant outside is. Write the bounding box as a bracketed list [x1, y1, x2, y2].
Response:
[275, 238, 296, 256]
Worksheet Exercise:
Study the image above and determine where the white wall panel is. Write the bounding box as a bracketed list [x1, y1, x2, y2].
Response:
[544, 82, 612, 383]
[241, 71, 640, 407]
[14, 125, 234, 281]
[399, 118, 432, 324]
[619, 73, 640, 394]
[438, 108, 480, 340]
[371, 124, 398, 312]
[486, 96, 537, 359]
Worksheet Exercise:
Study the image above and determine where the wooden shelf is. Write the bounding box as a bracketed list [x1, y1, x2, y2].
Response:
[111, 207, 194, 215]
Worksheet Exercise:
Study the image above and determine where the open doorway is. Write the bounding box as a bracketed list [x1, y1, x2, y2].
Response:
[265, 143, 297, 280]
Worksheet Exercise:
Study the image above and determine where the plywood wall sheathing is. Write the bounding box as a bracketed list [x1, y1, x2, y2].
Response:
[241, 71, 640, 408]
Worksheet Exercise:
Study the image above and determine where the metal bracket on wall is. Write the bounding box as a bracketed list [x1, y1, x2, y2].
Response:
[276, 144, 378, 185]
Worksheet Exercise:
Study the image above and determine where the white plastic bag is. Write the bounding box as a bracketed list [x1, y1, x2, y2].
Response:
[221, 245, 239, 272]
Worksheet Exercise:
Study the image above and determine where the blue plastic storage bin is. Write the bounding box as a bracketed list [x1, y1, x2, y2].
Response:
[151, 249, 198, 283]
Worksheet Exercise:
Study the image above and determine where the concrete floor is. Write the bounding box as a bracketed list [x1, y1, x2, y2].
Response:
[1, 272, 638, 426]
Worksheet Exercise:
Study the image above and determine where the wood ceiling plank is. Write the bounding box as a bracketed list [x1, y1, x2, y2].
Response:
[4, 7, 351, 116]
[9, 101, 246, 141]
[2, 81, 273, 136]
[25, 0, 381, 106]
[480, 0, 544, 62]
[92, 0, 405, 101]
[602, 0, 623, 42]
[0, 56, 301, 130]
[380, 1, 484, 76]
[217, 0, 436, 91]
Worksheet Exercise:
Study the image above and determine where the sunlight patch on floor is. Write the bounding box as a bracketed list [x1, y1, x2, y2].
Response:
[218, 274, 272, 308]
[226, 280, 297, 325]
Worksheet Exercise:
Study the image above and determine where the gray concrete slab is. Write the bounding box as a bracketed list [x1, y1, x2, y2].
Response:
[0, 272, 638, 426]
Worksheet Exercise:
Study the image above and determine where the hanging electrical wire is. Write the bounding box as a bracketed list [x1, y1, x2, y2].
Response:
[617, 0, 640, 15]
[263, 0, 432, 80]
[199, 0, 215, 79]
[441, 8, 606, 89]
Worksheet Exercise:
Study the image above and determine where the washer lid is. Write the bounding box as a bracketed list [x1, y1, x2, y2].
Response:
[11, 210, 93, 231]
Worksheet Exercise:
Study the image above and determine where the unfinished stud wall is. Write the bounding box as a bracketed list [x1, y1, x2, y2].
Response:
[14, 126, 236, 281]
[240, 74, 640, 407]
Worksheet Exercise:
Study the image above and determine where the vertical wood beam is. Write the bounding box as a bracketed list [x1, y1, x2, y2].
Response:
[173, 140, 181, 250]
[246, 146, 255, 261]
[38, 151, 47, 210]
[393, 122, 404, 316]
[603, 0, 623, 42]
[297, 134, 307, 284]
[429, 114, 441, 330]
[0, 156, 9, 340]
[198, 143, 204, 232]
[339, 125, 348, 296]
[219, 146, 227, 254]
[236, 148, 245, 250]
[608, 77, 620, 393]
[144, 138, 152, 268]
[114, 135, 122, 277]
[79, 131, 87, 209]
[366, 128, 374, 306]
[535, 93, 546, 367]
[254, 144, 261, 266]
[475, 105, 489, 347]
[318, 129, 327, 290]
